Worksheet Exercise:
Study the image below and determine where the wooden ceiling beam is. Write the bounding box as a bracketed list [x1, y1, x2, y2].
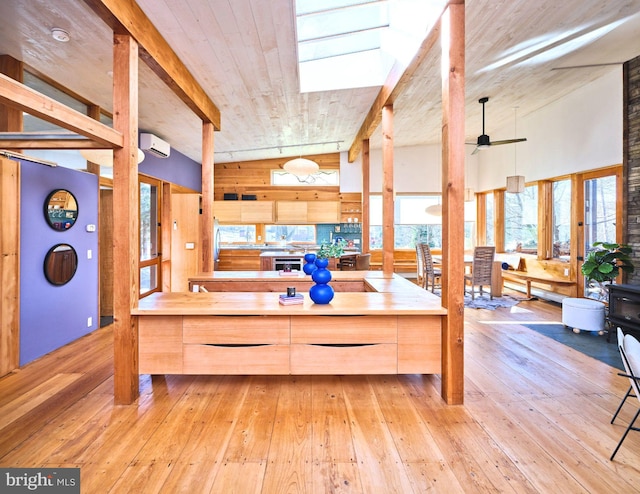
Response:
[82, 0, 221, 130]
[0, 73, 123, 148]
[0, 139, 110, 150]
[347, 15, 443, 163]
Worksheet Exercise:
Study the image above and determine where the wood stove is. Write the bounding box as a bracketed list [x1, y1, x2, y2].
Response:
[608, 284, 640, 339]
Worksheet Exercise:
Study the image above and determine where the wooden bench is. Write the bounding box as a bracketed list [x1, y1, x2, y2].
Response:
[501, 270, 575, 299]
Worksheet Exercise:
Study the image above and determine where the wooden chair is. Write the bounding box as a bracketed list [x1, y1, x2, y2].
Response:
[338, 254, 357, 271]
[464, 246, 495, 300]
[355, 253, 371, 270]
[418, 243, 441, 292]
[415, 244, 426, 287]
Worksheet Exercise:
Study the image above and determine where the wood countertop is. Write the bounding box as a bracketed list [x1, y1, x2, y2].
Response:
[135, 271, 445, 316]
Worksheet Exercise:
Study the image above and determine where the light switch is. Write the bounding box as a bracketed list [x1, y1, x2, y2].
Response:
[86, 224, 96, 232]
[87, 249, 92, 259]
[185, 242, 195, 250]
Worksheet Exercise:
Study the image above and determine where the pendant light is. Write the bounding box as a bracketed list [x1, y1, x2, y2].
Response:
[283, 120, 319, 178]
[425, 196, 442, 216]
[506, 106, 525, 193]
[283, 157, 319, 177]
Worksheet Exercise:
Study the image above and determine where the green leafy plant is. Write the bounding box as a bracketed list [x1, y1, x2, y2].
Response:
[316, 240, 346, 259]
[581, 241, 634, 283]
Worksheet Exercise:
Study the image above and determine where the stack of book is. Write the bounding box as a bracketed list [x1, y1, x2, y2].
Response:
[278, 293, 304, 305]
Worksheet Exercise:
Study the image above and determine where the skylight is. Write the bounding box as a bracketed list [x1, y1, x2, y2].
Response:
[295, 0, 445, 92]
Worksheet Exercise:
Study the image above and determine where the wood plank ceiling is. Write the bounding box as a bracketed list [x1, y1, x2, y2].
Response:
[1, 0, 640, 164]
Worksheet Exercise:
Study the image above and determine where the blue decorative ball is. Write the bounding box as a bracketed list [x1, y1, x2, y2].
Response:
[309, 283, 334, 304]
[312, 266, 332, 284]
[303, 262, 317, 275]
[304, 253, 317, 263]
[314, 257, 329, 269]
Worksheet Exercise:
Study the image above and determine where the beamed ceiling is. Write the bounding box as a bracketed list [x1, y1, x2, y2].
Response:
[1, 0, 640, 164]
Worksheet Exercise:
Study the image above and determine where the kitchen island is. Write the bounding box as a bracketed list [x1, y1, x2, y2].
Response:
[133, 272, 445, 376]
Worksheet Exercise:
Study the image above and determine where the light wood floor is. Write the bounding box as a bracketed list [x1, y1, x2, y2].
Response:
[1, 295, 639, 493]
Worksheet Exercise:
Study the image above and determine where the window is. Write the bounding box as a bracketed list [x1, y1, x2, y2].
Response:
[218, 225, 257, 244]
[504, 185, 538, 254]
[139, 177, 161, 297]
[265, 225, 316, 244]
[584, 174, 617, 251]
[369, 195, 475, 250]
[485, 192, 494, 246]
[552, 179, 571, 260]
[271, 170, 339, 186]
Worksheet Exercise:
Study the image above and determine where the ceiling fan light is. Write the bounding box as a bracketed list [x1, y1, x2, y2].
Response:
[283, 157, 319, 177]
[476, 134, 491, 148]
[506, 175, 525, 193]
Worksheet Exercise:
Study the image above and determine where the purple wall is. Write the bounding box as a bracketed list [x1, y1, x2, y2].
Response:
[138, 143, 202, 192]
[19, 159, 99, 365]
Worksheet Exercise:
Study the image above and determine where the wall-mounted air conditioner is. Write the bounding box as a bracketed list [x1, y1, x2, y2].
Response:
[140, 133, 171, 158]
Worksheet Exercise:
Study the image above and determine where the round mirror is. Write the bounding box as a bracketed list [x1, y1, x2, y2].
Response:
[44, 244, 78, 286]
[44, 189, 78, 231]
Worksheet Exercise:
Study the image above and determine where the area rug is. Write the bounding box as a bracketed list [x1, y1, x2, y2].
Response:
[464, 294, 522, 310]
[521, 323, 622, 370]
[431, 289, 523, 311]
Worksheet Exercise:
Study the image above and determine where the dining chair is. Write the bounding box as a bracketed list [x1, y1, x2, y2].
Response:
[464, 246, 495, 300]
[416, 243, 426, 288]
[355, 253, 371, 270]
[338, 254, 357, 271]
[420, 243, 441, 293]
[610, 331, 640, 460]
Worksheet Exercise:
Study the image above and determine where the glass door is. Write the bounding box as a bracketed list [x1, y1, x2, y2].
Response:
[139, 176, 162, 297]
[582, 172, 619, 297]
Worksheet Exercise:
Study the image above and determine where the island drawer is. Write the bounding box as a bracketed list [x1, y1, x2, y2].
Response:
[183, 344, 289, 374]
[290, 315, 397, 344]
[183, 315, 290, 344]
[290, 343, 396, 374]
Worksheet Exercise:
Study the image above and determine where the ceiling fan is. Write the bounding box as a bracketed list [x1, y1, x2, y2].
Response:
[469, 97, 527, 155]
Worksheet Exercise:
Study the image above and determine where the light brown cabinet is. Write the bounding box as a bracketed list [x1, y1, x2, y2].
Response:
[214, 201, 274, 223]
[275, 200, 340, 224]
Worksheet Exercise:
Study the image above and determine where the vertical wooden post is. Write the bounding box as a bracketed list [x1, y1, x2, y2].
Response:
[382, 105, 394, 275]
[0, 56, 23, 376]
[361, 139, 370, 253]
[112, 33, 140, 405]
[201, 122, 215, 272]
[440, 1, 465, 405]
[0, 157, 20, 377]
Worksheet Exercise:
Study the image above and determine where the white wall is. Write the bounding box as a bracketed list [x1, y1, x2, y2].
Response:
[476, 68, 623, 191]
[341, 68, 623, 194]
[341, 143, 443, 193]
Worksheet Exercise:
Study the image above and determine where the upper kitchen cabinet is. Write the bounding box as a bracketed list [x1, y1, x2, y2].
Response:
[275, 201, 340, 224]
[307, 201, 340, 223]
[214, 201, 274, 223]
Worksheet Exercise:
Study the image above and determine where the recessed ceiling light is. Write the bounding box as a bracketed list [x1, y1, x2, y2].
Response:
[51, 28, 70, 43]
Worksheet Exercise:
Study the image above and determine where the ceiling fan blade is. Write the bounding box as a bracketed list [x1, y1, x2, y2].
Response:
[490, 138, 527, 146]
[471, 146, 480, 155]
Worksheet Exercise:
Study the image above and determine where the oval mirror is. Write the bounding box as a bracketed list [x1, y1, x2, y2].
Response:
[44, 244, 78, 286]
[44, 189, 78, 231]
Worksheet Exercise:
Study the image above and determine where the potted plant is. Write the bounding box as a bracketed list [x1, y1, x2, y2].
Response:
[316, 239, 346, 260]
[581, 241, 634, 300]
